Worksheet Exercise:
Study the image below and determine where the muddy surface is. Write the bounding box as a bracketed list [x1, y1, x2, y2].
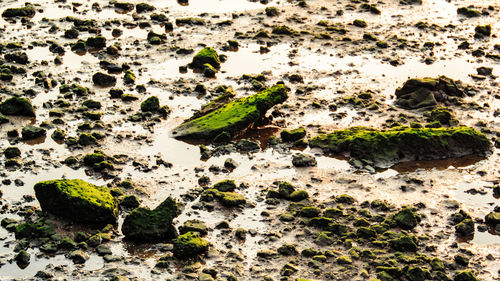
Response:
[0, 0, 499, 280]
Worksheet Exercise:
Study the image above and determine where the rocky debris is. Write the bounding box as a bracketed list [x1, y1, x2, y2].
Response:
[172, 84, 288, 140]
[0, 97, 35, 117]
[309, 126, 491, 168]
[121, 197, 179, 242]
[34, 179, 118, 224]
[395, 76, 470, 109]
[292, 153, 317, 167]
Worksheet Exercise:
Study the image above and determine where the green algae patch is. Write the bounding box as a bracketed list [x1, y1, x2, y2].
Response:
[121, 197, 179, 242]
[309, 126, 491, 168]
[173, 231, 209, 259]
[34, 179, 118, 224]
[190, 47, 221, 69]
[172, 84, 288, 140]
[0, 97, 35, 117]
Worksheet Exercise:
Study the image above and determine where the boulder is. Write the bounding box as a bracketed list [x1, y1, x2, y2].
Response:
[395, 76, 469, 109]
[309, 126, 491, 168]
[121, 197, 179, 242]
[0, 97, 35, 117]
[172, 84, 288, 140]
[34, 179, 118, 224]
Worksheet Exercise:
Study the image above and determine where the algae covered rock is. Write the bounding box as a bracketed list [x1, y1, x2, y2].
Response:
[2, 4, 35, 18]
[121, 197, 179, 242]
[140, 96, 160, 112]
[172, 84, 288, 140]
[173, 231, 209, 259]
[0, 97, 35, 117]
[21, 125, 46, 140]
[309, 126, 491, 168]
[92, 72, 116, 87]
[34, 179, 118, 224]
[395, 76, 470, 109]
[190, 47, 220, 69]
[281, 127, 306, 142]
[394, 207, 421, 230]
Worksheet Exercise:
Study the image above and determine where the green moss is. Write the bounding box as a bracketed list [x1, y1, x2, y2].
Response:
[309, 126, 491, 168]
[173, 231, 209, 259]
[454, 270, 479, 281]
[191, 47, 221, 69]
[141, 96, 160, 112]
[272, 25, 299, 36]
[14, 219, 55, 239]
[428, 107, 457, 126]
[60, 83, 88, 96]
[173, 84, 288, 140]
[300, 207, 321, 218]
[289, 190, 309, 201]
[123, 70, 136, 84]
[34, 179, 117, 224]
[212, 179, 236, 192]
[78, 133, 97, 146]
[389, 235, 417, 252]
[83, 150, 106, 166]
[121, 197, 179, 242]
[0, 97, 35, 117]
[394, 207, 421, 230]
[21, 125, 46, 140]
[281, 127, 306, 142]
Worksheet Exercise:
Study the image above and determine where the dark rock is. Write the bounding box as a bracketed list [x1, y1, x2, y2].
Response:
[121, 197, 179, 242]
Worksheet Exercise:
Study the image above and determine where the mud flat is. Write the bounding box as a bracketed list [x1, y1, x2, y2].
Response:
[0, 0, 499, 280]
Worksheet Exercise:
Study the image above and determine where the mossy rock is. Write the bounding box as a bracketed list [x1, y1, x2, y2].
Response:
[281, 127, 306, 142]
[455, 219, 474, 237]
[172, 231, 209, 259]
[0, 97, 35, 117]
[485, 211, 500, 226]
[92, 72, 116, 87]
[141, 96, 160, 112]
[34, 179, 118, 224]
[309, 126, 491, 168]
[428, 107, 457, 126]
[394, 207, 421, 230]
[121, 197, 179, 242]
[21, 125, 46, 140]
[191, 47, 221, 69]
[2, 4, 35, 17]
[389, 235, 417, 252]
[212, 179, 236, 192]
[172, 84, 288, 140]
[394, 76, 468, 109]
[179, 219, 208, 236]
[454, 270, 479, 281]
[14, 219, 55, 239]
[123, 70, 136, 84]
